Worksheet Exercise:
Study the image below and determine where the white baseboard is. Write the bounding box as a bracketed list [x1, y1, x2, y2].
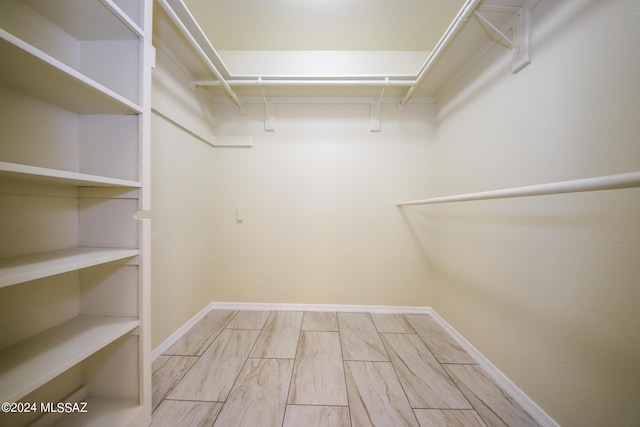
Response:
[209, 301, 433, 314]
[428, 310, 560, 427]
[151, 301, 558, 427]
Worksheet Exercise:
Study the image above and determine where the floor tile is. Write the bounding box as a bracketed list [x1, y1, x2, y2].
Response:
[152, 355, 198, 410]
[414, 409, 487, 427]
[288, 331, 348, 405]
[345, 361, 419, 427]
[151, 400, 222, 427]
[250, 311, 303, 358]
[302, 311, 338, 331]
[164, 310, 236, 356]
[168, 329, 260, 401]
[338, 313, 388, 361]
[213, 358, 294, 427]
[381, 333, 471, 409]
[283, 405, 350, 427]
[444, 364, 539, 427]
[370, 313, 415, 333]
[405, 314, 475, 364]
[152, 310, 545, 427]
[226, 310, 270, 329]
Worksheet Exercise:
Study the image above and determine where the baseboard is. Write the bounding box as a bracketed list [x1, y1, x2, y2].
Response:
[428, 310, 560, 427]
[209, 301, 433, 314]
[151, 301, 558, 426]
[151, 302, 217, 360]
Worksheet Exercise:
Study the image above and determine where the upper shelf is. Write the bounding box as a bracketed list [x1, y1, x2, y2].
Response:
[0, 29, 142, 114]
[154, 0, 529, 102]
[25, 0, 143, 40]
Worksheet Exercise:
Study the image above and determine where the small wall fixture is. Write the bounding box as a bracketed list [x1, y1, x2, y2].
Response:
[475, 0, 537, 73]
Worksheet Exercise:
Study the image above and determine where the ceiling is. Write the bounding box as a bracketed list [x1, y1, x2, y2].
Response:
[181, 0, 464, 51]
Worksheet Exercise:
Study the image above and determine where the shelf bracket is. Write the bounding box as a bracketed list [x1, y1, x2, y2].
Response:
[259, 78, 275, 132]
[475, 2, 532, 73]
[370, 80, 387, 132]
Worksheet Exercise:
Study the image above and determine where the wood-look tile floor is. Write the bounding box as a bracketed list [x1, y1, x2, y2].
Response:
[152, 311, 540, 427]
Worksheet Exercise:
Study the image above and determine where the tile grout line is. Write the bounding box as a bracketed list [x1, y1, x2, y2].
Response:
[282, 312, 305, 427]
[402, 314, 485, 425]
[156, 311, 240, 412]
[375, 319, 421, 427]
[161, 398, 224, 403]
[151, 355, 200, 414]
[336, 313, 354, 427]
[153, 355, 202, 413]
[161, 310, 239, 358]
[209, 311, 271, 427]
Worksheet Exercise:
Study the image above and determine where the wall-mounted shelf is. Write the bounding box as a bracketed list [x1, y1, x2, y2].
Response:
[0, 316, 139, 403]
[0, 30, 141, 114]
[0, 161, 142, 188]
[0, 247, 139, 289]
[26, 0, 144, 40]
[155, 0, 534, 104]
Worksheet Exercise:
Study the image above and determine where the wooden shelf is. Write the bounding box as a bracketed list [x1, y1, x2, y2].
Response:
[0, 29, 142, 114]
[0, 161, 142, 188]
[0, 316, 139, 403]
[26, 0, 143, 41]
[0, 247, 139, 289]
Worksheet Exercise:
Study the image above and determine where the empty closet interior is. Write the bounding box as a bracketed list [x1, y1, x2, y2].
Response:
[1, 0, 638, 426]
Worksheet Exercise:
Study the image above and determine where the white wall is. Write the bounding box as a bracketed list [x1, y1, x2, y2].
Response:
[210, 100, 435, 306]
[409, 1, 640, 425]
[150, 47, 217, 348]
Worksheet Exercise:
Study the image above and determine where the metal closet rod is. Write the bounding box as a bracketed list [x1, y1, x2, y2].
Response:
[396, 172, 640, 206]
[401, 0, 482, 106]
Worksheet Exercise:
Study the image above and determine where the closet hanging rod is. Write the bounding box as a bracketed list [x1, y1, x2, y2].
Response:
[156, 0, 244, 110]
[193, 79, 416, 87]
[401, 0, 482, 106]
[396, 172, 640, 206]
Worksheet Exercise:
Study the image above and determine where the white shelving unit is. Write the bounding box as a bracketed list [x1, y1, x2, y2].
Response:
[0, 0, 152, 426]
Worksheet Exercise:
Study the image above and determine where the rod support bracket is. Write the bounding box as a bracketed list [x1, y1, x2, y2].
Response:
[511, 5, 532, 73]
[259, 79, 275, 131]
[475, 1, 534, 73]
[370, 84, 386, 132]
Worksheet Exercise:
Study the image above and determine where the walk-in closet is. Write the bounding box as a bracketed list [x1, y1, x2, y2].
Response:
[1, 0, 638, 426]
